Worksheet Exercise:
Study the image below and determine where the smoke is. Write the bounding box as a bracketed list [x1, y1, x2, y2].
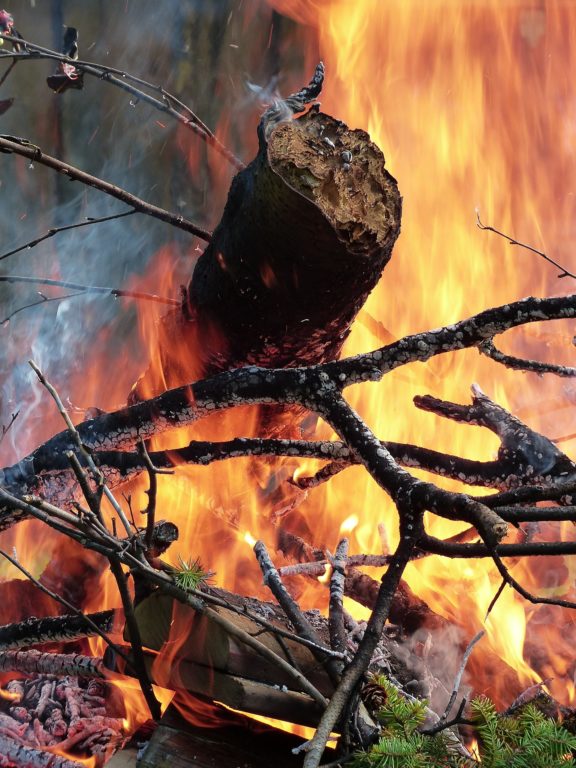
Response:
[0, 0, 281, 462]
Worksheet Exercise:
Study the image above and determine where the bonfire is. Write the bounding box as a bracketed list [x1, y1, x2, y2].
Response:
[0, 3, 574, 768]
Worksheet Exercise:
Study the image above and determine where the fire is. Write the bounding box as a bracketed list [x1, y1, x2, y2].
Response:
[261, 0, 576, 709]
[104, 670, 174, 734]
[1, 0, 575, 749]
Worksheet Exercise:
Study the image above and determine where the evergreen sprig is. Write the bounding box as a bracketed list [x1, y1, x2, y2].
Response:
[171, 555, 212, 591]
[350, 677, 576, 768]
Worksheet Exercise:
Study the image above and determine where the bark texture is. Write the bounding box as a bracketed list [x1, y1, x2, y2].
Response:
[132, 108, 402, 399]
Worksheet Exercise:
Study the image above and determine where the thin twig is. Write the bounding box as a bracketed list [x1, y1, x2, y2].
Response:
[476, 209, 576, 280]
[0, 209, 136, 261]
[137, 440, 173, 550]
[0, 34, 244, 170]
[29, 360, 134, 537]
[479, 338, 576, 377]
[490, 549, 576, 611]
[108, 555, 161, 720]
[0, 135, 211, 241]
[0, 411, 18, 446]
[437, 630, 485, 725]
[1, 290, 87, 325]
[0, 275, 179, 306]
[485, 578, 507, 621]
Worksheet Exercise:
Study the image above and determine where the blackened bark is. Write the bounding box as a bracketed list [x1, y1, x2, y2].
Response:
[132, 108, 401, 398]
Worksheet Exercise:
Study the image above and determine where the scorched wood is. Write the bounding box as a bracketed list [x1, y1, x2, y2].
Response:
[131, 66, 402, 398]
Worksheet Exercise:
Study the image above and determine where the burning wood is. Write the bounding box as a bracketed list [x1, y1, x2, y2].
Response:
[0, 612, 114, 651]
[0, 5, 576, 768]
[0, 673, 124, 765]
[0, 651, 103, 678]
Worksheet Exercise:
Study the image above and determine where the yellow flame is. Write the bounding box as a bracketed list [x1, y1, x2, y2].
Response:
[339, 515, 359, 535]
[265, 0, 576, 707]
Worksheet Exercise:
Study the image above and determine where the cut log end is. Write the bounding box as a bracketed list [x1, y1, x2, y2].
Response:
[269, 110, 401, 260]
[133, 109, 402, 402]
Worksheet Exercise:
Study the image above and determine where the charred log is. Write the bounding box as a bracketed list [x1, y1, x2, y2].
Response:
[0, 610, 114, 651]
[132, 91, 402, 398]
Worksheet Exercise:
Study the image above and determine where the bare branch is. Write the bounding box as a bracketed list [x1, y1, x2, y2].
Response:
[0, 411, 18, 446]
[29, 361, 134, 537]
[479, 338, 576, 376]
[328, 539, 349, 655]
[137, 440, 173, 550]
[1, 290, 88, 326]
[434, 630, 485, 728]
[0, 210, 136, 262]
[0, 275, 179, 309]
[0, 135, 211, 241]
[476, 210, 576, 280]
[0, 33, 244, 170]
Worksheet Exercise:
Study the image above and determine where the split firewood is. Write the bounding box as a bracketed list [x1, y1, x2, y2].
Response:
[126, 583, 417, 727]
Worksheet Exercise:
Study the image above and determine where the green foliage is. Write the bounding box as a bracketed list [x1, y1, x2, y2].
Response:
[171, 555, 212, 591]
[352, 677, 464, 768]
[470, 696, 576, 768]
[350, 677, 576, 768]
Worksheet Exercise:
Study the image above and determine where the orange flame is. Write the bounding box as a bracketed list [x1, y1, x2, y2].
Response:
[263, 0, 576, 708]
[4, 0, 576, 742]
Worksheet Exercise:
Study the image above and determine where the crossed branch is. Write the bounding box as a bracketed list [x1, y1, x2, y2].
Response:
[0, 292, 573, 765]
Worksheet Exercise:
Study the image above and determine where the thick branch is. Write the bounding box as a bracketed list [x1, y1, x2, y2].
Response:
[0, 294, 574, 532]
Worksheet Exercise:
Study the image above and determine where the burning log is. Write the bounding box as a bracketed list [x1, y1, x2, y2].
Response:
[0, 611, 114, 651]
[0, 650, 103, 678]
[131, 64, 402, 399]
